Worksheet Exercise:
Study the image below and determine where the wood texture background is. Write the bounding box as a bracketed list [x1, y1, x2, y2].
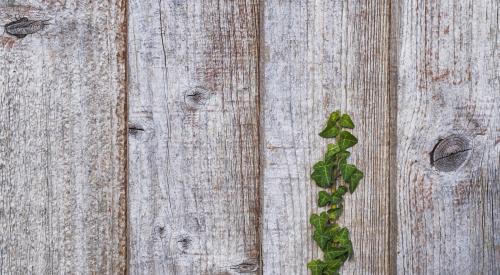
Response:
[0, 0, 498, 274]
[0, 1, 127, 274]
[393, 0, 499, 273]
[261, 1, 392, 274]
[127, 1, 261, 274]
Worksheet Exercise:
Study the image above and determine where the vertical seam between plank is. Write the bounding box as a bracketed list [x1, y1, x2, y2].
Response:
[257, 0, 266, 274]
[123, 0, 130, 274]
[388, 0, 400, 274]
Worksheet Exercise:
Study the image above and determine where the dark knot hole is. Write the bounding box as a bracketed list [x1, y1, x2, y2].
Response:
[430, 134, 471, 172]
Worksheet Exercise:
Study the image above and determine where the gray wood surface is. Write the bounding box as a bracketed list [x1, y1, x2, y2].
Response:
[1, 0, 498, 274]
[0, 1, 127, 274]
[127, 1, 261, 274]
[261, 1, 392, 274]
[393, 0, 499, 274]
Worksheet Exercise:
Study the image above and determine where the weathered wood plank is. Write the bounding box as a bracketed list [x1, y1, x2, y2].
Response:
[0, 1, 127, 274]
[261, 1, 392, 274]
[127, 1, 261, 274]
[394, 0, 499, 273]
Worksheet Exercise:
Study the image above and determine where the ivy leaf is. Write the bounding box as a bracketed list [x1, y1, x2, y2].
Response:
[308, 259, 327, 275]
[325, 144, 341, 162]
[334, 228, 353, 258]
[324, 247, 349, 261]
[318, 191, 332, 207]
[313, 223, 344, 251]
[310, 212, 329, 231]
[327, 207, 343, 221]
[318, 191, 343, 208]
[340, 164, 356, 182]
[340, 164, 364, 193]
[339, 114, 355, 129]
[335, 151, 351, 169]
[309, 111, 362, 271]
[348, 170, 364, 193]
[323, 259, 342, 275]
[346, 240, 354, 258]
[311, 161, 334, 188]
[335, 186, 348, 196]
[330, 194, 342, 204]
[313, 229, 332, 251]
[337, 131, 358, 150]
[335, 228, 350, 246]
[325, 222, 340, 235]
[320, 125, 340, 138]
[327, 110, 341, 127]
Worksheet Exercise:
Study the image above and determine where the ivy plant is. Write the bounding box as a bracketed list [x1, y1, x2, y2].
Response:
[308, 111, 364, 275]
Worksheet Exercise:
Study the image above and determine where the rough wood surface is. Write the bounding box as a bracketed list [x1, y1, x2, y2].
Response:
[261, 1, 392, 274]
[127, 1, 261, 274]
[393, 0, 500, 273]
[0, 1, 127, 274]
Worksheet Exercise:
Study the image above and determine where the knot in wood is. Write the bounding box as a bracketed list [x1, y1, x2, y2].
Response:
[176, 235, 192, 252]
[5, 17, 49, 39]
[154, 225, 166, 238]
[430, 134, 471, 172]
[230, 260, 259, 273]
[128, 123, 145, 136]
[184, 87, 211, 110]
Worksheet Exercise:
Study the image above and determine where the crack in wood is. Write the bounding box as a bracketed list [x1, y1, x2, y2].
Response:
[128, 124, 145, 135]
[432, 148, 471, 163]
[430, 135, 472, 172]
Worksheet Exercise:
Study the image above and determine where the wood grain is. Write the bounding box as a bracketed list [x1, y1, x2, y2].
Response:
[0, 1, 127, 274]
[261, 1, 392, 274]
[127, 1, 261, 274]
[393, 0, 500, 273]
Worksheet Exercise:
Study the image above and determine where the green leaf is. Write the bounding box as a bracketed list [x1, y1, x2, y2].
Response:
[348, 170, 363, 193]
[324, 269, 340, 275]
[340, 164, 356, 182]
[329, 194, 342, 204]
[308, 112, 362, 270]
[325, 144, 341, 162]
[308, 260, 326, 275]
[340, 164, 364, 193]
[313, 229, 332, 250]
[339, 114, 355, 129]
[327, 207, 343, 221]
[311, 161, 334, 188]
[327, 110, 341, 126]
[335, 186, 348, 196]
[323, 259, 342, 275]
[320, 125, 340, 138]
[338, 227, 349, 240]
[346, 240, 354, 258]
[337, 131, 358, 150]
[324, 247, 349, 261]
[310, 212, 329, 231]
[318, 191, 332, 207]
[335, 151, 351, 168]
[318, 191, 343, 207]
[334, 228, 353, 258]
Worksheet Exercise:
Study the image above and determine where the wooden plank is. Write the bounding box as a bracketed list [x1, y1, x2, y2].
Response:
[0, 1, 127, 274]
[393, 0, 499, 273]
[261, 1, 392, 274]
[127, 1, 261, 274]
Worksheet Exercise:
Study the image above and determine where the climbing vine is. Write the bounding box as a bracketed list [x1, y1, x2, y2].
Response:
[308, 111, 364, 275]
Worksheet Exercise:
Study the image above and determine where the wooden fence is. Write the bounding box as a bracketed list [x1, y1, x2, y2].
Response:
[0, 0, 498, 274]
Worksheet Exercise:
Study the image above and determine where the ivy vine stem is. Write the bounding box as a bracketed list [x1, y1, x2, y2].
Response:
[308, 111, 364, 275]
